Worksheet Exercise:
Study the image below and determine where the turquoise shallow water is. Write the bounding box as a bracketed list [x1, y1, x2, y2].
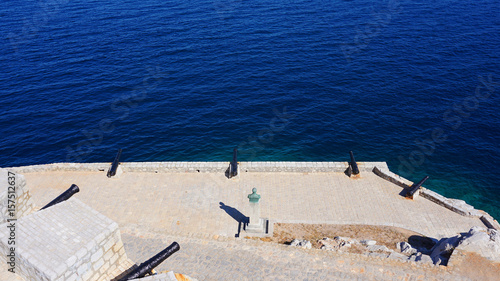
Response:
[0, 0, 499, 218]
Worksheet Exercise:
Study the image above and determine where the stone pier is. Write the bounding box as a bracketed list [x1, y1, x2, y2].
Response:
[1, 161, 498, 280]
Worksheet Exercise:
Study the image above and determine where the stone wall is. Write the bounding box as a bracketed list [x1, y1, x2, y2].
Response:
[0, 170, 35, 224]
[6, 161, 389, 174]
[0, 198, 131, 281]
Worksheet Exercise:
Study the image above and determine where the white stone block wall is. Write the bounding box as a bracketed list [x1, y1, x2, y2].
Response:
[0, 198, 129, 281]
[0, 170, 35, 224]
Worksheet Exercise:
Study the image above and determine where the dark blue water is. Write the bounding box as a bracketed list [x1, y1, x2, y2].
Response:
[1, 0, 499, 218]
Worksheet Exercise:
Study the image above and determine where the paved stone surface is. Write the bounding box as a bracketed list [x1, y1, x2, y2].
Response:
[2, 167, 490, 280]
[22, 170, 483, 239]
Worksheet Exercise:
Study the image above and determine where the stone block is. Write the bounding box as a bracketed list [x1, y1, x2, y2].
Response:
[0, 198, 129, 281]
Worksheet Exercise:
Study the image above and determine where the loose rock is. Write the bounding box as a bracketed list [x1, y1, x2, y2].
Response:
[290, 239, 312, 249]
[318, 237, 354, 252]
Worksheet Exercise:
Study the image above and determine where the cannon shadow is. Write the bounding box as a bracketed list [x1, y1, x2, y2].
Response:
[219, 202, 249, 238]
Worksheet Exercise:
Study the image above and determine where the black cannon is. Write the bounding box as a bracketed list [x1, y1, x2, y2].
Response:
[228, 148, 238, 178]
[40, 184, 80, 210]
[107, 148, 122, 178]
[407, 176, 429, 197]
[118, 242, 180, 280]
[349, 151, 360, 175]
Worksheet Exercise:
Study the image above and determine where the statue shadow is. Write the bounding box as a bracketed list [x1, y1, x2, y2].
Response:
[219, 202, 249, 238]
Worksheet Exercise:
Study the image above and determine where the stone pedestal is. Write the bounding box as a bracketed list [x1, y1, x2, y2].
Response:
[248, 202, 260, 226]
[246, 202, 267, 233]
[245, 188, 269, 236]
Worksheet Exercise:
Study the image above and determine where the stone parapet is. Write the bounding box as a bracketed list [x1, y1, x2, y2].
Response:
[240, 161, 388, 173]
[6, 161, 389, 174]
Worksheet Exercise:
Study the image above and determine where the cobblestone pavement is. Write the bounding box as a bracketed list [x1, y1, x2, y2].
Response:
[24, 170, 483, 239]
[118, 225, 473, 281]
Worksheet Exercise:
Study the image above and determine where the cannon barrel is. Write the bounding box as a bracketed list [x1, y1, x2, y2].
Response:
[40, 184, 80, 210]
[118, 242, 180, 280]
[349, 151, 360, 175]
[229, 148, 238, 178]
[107, 148, 122, 178]
[407, 176, 429, 197]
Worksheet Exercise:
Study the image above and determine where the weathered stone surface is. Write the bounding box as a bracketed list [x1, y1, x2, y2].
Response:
[290, 239, 312, 249]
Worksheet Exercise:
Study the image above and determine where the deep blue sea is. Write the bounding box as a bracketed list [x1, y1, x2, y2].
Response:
[1, 0, 499, 218]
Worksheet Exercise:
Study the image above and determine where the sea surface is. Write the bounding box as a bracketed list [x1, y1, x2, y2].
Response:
[1, 0, 499, 218]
